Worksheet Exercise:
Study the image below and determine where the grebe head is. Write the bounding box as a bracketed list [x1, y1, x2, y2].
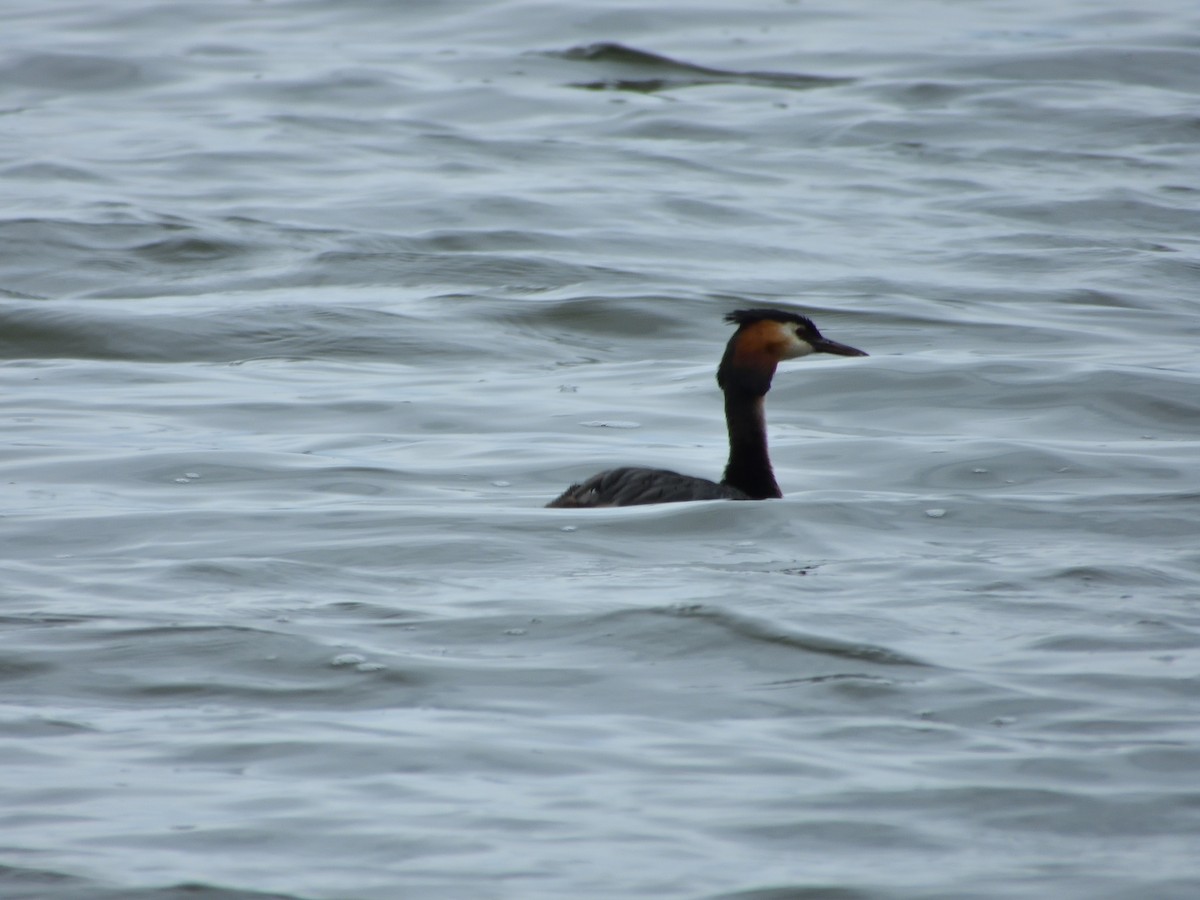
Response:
[717, 308, 867, 394]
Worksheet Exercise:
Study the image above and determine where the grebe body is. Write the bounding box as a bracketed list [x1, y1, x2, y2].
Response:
[547, 309, 866, 508]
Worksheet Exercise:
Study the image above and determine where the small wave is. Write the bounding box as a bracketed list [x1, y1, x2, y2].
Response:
[642, 603, 928, 667]
[545, 42, 853, 93]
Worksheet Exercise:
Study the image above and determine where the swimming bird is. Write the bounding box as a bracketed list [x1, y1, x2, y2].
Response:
[546, 309, 867, 507]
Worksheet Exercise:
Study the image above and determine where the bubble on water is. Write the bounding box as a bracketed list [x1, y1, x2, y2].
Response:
[925, 508, 947, 518]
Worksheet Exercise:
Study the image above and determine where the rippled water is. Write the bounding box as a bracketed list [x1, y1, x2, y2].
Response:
[3, 1, 1200, 898]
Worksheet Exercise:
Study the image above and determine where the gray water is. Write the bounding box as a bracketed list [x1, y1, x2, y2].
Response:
[3, 1, 1200, 898]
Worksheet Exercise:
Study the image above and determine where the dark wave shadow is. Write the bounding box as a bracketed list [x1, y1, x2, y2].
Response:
[544, 42, 853, 94]
[0, 864, 306, 900]
[640, 603, 928, 667]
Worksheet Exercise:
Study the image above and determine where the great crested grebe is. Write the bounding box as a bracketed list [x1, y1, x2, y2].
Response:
[547, 309, 867, 508]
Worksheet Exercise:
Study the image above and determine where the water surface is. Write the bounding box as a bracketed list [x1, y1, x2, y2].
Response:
[2, 1, 1199, 898]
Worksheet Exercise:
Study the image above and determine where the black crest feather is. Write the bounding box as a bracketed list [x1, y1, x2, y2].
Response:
[725, 308, 818, 334]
